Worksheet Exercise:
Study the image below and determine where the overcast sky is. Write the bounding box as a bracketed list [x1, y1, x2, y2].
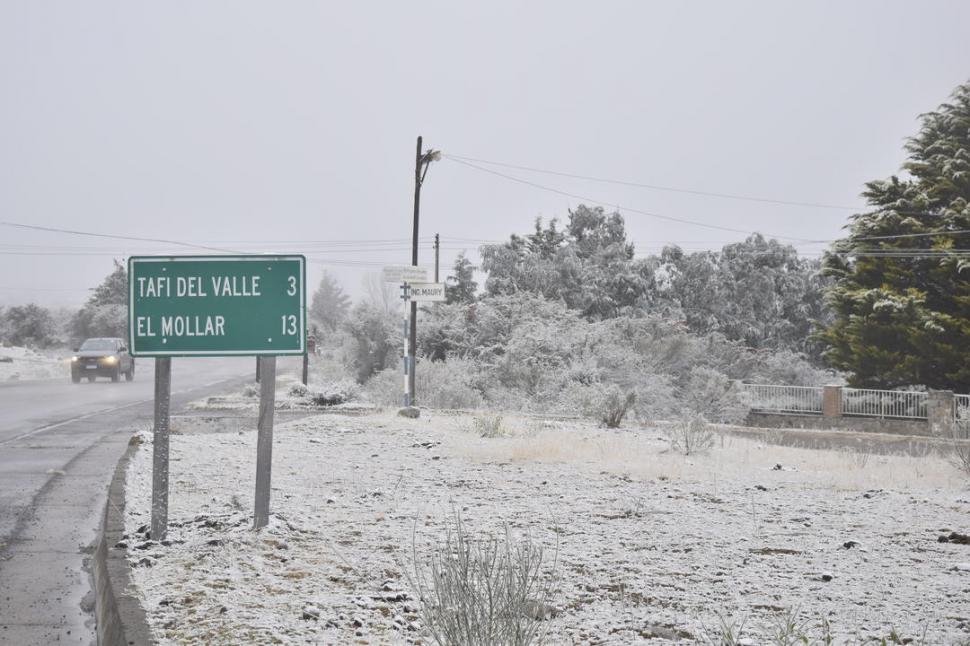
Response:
[1, 1, 968, 307]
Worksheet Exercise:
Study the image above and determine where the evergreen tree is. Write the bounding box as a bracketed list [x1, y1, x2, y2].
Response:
[71, 260, 128, 342]
[820, 82, 970, 391]
[309, 271, 351, 331]
[88, 259, 127, 306]
[445, 252, 478, 304]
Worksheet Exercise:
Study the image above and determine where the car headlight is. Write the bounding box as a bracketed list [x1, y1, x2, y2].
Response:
[71, 356, 79, 362]
[103, 356, 118, 365]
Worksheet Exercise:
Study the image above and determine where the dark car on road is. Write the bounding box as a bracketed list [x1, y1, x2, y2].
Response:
[71, 338, 135, 383]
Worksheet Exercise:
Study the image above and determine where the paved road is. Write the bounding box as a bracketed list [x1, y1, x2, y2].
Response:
[0, 357, 256, 645]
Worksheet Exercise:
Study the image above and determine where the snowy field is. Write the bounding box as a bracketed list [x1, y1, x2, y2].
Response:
[0, 345, 70, 381]
[121, 410, 970, 644]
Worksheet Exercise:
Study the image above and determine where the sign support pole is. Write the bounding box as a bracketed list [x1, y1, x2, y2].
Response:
[401, 284, 410, 406]
[302, 352, 308, 386]
[150, 357, 172, 540]
[253, 355, 276, 529]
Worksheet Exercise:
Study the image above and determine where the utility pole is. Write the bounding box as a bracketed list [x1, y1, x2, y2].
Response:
[434, 233, 440, 282]
[409, 136, 439, 407]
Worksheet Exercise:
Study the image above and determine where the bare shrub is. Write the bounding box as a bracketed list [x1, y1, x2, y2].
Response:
[363, 359, 484, 410]
[473, 415, 505, 438]
[950, 440, 970, 478]
[362, 367, 401, 407]
[847, 448, 871, 469]
[680, 367, 748, 423]
[598, 387, 636, 428]
[666, 414, 715, 455]
[409, 516, 555, 646]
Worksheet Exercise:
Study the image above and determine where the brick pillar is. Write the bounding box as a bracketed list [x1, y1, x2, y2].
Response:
[926, 390, 955, 438]
[822, 385, 842, 418]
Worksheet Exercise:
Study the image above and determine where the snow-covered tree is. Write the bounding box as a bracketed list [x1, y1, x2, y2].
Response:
[644, 236, 830, 357]
[309, 271, 351, 331]
[71, 260, 128, 342]
[480, 206, 649, 320]
[820, 81, 970, 391]
[342, 302, 399, 382]
[445, 252, 478, 304]
[1, 303, 57, 347]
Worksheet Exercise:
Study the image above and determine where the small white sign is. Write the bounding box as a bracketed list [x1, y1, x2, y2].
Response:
[382, 265, 429, 283]
[408, 282, 446, 302]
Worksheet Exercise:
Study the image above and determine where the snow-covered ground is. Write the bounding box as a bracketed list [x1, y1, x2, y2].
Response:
[122, 410, 970, 644]
[0, 345, 71, 381]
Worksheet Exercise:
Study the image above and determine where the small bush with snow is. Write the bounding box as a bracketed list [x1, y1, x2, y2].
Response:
[307, 379, 360, 407]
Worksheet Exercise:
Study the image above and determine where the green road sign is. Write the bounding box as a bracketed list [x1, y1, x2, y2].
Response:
[128, 255, 306, 357]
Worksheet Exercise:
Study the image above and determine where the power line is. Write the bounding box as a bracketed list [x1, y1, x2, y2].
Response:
[445, 157, 816, 243]
[444, 153, 861, 211]
[0, 221, 239, 254]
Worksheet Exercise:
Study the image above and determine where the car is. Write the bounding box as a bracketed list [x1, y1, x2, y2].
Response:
[71, 337, 135, 383]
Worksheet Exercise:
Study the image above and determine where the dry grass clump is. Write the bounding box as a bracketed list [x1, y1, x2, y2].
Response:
[699, 606, 936, 645]
[409, 516, 555, 646]
[473, 414, 506, 438]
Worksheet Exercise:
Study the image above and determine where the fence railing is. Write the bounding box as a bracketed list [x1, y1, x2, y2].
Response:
[742, 383, 970, 436]
[742, 384, 823, 414]
[841, 388, 927, 419]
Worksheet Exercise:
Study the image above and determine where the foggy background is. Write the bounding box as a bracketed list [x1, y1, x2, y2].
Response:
[2, 0, 969, 306]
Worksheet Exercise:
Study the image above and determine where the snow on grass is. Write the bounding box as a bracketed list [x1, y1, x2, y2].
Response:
[0, 345, 71, 381]
[122, 411, 970, 644]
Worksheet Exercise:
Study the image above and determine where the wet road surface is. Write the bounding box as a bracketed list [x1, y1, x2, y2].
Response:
[0, 358, 254, 645]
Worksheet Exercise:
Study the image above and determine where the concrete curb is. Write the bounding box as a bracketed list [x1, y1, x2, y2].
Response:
[93, 437, 153, 646]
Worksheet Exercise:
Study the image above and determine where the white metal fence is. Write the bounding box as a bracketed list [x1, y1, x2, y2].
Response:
[742, 384, 823, 414]
[840, 388, 927, 419]
[742, 383, 970, 426]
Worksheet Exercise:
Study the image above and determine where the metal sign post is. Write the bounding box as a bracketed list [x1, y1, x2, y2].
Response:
[150, 357, 171, 540]
[130, 254, 306, 536]
[401, 282, 411, 406]
[253, 356, 276, 529]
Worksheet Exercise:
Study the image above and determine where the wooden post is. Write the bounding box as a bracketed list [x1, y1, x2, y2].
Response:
[150, 357, 172, 540]
[254, 356, 277, 529]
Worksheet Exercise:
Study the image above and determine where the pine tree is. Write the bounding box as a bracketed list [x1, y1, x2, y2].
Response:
[820, 82, 970, 391]
[309, 271, 351, 331]
[445, 252, 478, 304]
[71, 260, 128, 342]
[88, 259, 127, 306]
